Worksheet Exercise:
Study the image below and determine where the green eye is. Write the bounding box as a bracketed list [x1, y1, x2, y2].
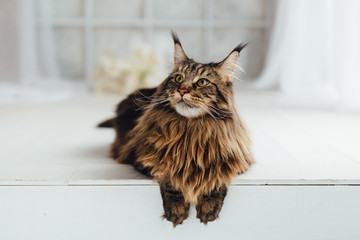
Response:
[175, 75, 183, 84]
[196, 79, 209, 87]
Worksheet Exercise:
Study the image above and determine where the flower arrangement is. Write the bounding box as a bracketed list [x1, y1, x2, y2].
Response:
[93, 46, 167, 94]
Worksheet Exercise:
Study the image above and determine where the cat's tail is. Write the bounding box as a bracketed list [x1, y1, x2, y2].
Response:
[97, 118, 115, 128]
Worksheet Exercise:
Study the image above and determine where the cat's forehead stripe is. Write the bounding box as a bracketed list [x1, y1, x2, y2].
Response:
[206, 71, 214, 77]
[189, 63, 197, 71]
[198, 67, 206, 76]
[182, 63, 209, 75]
[182, 64, 190, 72]
[195, 64, 203, 74]
[189, 63, 199, 72]
[178, 62, 221, 80]
[195, 65, 206, 75]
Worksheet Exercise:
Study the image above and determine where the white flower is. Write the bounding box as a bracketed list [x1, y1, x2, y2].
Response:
[93, 45, 168, 94]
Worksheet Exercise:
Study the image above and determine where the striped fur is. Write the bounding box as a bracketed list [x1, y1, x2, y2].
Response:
[107, 33, 254, 225]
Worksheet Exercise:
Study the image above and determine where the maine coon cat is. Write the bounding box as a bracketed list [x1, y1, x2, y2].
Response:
[98, 32, 254, 226]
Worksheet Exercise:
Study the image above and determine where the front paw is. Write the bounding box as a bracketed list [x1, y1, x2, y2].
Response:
[163, 201, 190, 227]
[196, 199, 222, 224]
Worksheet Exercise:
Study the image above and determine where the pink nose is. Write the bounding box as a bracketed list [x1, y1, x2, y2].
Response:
[178, 88, 188, 96]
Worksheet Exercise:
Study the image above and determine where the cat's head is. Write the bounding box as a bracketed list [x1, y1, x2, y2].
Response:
[159, 32, 247, 119]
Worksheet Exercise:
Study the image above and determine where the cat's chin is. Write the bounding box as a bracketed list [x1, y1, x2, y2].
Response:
[174, 101, 203, 118]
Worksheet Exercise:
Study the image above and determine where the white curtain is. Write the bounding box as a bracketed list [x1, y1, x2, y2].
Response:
[0, 0, 84, 103]
[18, 0, 58, 83]
[334, 0, 360, 111]
[252, 0, 360, 111]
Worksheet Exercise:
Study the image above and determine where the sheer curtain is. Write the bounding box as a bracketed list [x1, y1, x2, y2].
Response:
[253, 0, 360, 111]
[0, 0, 83, 103]
[334, 0, 360, 111]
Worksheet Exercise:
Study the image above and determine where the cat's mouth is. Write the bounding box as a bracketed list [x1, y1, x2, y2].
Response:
[174, 99, 203, 118]
[177, 99, 196, 108]
[170, 92, 204, 118]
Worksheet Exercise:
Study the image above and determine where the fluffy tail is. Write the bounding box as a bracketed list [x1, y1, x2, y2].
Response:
[97, 118, 115, 128]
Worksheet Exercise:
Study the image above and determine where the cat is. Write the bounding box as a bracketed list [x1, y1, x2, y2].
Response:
[98, 32, 254, 226]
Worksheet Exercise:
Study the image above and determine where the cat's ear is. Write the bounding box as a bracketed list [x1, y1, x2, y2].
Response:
[172, 31, 188, 68]
[217, 43, 247, 83]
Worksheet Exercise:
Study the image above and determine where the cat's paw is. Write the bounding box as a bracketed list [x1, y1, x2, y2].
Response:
[196, 200, 222, 224]
[163, 201, 190, 227]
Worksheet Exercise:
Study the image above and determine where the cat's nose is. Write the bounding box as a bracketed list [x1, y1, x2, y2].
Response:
[177, 88, 188, 96]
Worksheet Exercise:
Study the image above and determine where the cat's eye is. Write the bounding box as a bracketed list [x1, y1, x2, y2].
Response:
[196, 79, 210, 87]
[175, 75, 183, 84]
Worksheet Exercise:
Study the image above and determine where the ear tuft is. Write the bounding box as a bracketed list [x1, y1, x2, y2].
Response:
[171, 31, 188, 68]
[232, 42, 248, 54]
[218, 42, 248, 82]
[171, 30, 181, 45]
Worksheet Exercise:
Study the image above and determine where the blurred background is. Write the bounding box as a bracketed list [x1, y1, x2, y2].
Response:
[0, 0, 360, 111]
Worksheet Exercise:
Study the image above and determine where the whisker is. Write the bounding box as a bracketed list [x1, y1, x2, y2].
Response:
[136, 90, 156, 100]
[190, 97, 231, 118]
[132, 94, 161, 104]
[141, 98, 170, 110]
[209, 105, 233, 114]
[157, 98, 171, 116]
[208, 106, 232, 118]
[197, 104, 222, 124]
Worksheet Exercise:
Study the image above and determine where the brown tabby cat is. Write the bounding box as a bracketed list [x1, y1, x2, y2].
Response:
[98, 32, 254, 226]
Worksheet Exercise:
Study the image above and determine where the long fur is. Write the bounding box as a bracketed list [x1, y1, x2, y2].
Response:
[103, 34, 255, 206]
[117, 102, 253, 204]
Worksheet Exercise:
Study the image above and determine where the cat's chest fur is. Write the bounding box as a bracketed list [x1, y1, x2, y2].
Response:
[135, 110, 248, 203]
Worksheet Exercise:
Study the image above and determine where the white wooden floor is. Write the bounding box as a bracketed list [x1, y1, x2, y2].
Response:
[1, 91, 360, 240]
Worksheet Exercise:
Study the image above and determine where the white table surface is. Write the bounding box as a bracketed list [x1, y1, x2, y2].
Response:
[1, 91, 360, 186]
